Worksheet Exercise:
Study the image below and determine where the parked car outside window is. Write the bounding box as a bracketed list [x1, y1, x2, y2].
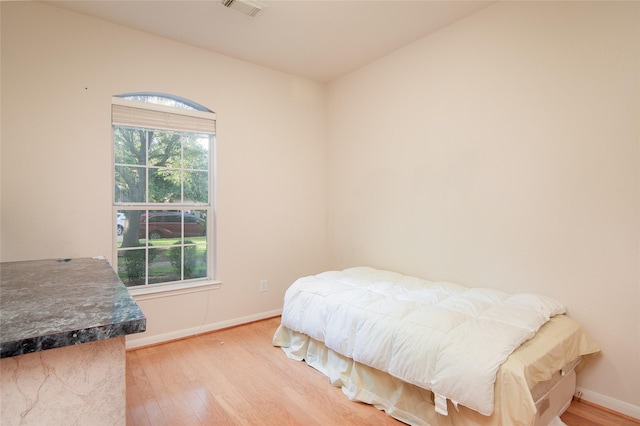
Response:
[139, 212, 206, 239]
[117, 212, 126, 236]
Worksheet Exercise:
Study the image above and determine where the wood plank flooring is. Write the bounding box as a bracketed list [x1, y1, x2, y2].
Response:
[126, 317, 638, 426]
[562, 399, 640, 426]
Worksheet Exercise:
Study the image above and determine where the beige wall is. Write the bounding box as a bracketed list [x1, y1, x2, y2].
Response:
[0, 2, 328, 341]
[327, 1, 639, 414]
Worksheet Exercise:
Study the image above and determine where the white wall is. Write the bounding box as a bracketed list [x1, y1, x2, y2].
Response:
[0, 2, 328, 343]
[327, 1, 639, 415]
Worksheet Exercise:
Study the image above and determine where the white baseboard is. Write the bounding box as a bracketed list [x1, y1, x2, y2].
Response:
[125, 308, 282, 350]
[576, 387, 640, 420]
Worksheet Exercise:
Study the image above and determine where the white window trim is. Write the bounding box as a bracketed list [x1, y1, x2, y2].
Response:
[129, 279, 222, 300]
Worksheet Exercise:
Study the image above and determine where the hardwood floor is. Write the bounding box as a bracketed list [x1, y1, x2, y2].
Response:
[562, 399, 640, 426]
[126, 317, 638, 426]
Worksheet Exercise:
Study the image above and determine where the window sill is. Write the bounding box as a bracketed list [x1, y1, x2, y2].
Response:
[128, 280, 222, 301]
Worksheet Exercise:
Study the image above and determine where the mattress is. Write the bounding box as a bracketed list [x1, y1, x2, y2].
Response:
[273, 314, 599, 426]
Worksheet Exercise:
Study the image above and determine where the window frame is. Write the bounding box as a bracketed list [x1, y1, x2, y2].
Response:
[111, 94, 219, 295]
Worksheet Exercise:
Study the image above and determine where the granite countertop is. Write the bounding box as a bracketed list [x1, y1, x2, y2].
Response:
[0, 257, 146, 358]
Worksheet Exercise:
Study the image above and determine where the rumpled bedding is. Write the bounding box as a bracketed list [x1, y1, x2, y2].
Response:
[279, 267, 568, 416]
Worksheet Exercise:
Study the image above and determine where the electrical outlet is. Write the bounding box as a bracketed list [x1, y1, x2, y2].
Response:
[259, 279, 268, 293]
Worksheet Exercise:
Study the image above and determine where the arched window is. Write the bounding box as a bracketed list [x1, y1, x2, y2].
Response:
[112, 93, 216, 290]
[116, 92, 211, 111]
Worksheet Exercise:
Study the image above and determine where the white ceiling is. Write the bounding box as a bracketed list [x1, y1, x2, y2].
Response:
[48, 0, 493, 83]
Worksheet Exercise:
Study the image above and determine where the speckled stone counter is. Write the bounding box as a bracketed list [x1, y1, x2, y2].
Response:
[0, 257, 146, 426]
[1, 257, 146, 357]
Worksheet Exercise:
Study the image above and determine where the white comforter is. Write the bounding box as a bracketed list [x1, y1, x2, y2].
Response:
[280, 267, 566, 416]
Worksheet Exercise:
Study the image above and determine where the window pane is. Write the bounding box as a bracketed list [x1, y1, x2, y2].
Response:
[118, 210, 145, 249]
[148, 247, 180, 284]
[186, 210, 207, 238]
[121, 94, 199, 111]
[183, 135, 209, 170]
[144, 210, 183, 241]
[189, 244, 207, 279]
[116, 211, 125, 239]
[149, 168, 181, 203]
[118, 248, 146, 286]
[184, 170, 208, 203]
[115, 166, 146, 203]
[114, 127, 146, 166]
[148, 131, 181, 168]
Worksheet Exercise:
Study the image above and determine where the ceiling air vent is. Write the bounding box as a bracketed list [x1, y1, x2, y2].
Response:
[220, 0, 265, 17]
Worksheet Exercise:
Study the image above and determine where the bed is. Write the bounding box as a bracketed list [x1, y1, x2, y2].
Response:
[272, 267, 600, 426]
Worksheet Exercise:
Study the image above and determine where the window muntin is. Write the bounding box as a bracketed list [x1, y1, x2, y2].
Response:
[113, 95, 215, 288]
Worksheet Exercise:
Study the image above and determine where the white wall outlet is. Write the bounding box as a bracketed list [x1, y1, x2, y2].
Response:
[259, 279, 268, 293]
